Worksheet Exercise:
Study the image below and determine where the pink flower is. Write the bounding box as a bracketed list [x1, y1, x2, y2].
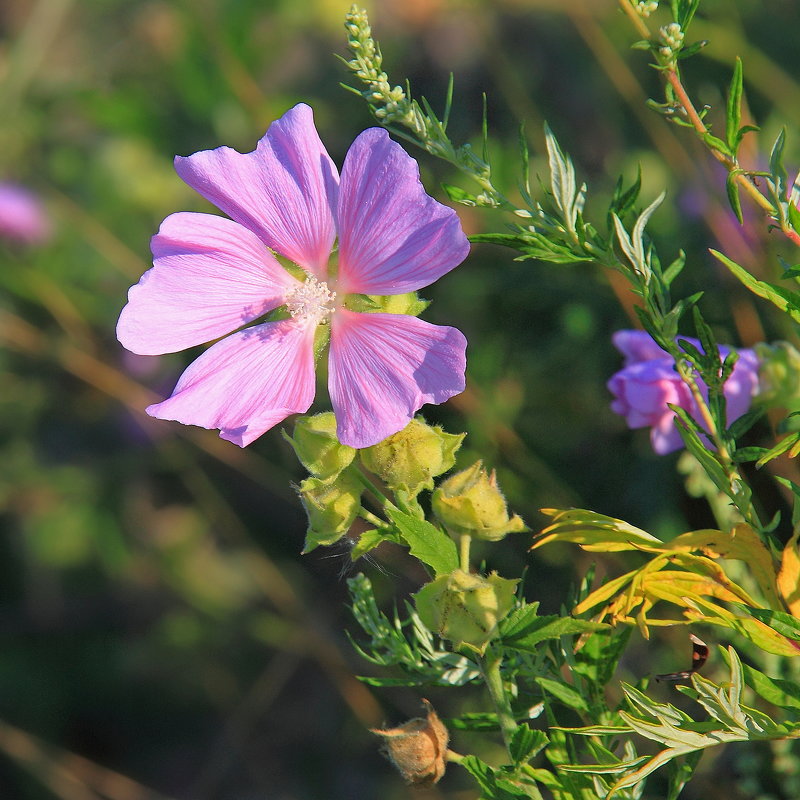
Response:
[0, 183, 51, 245]
[607, 329, 759, 454]
[117, 104, 469, 448]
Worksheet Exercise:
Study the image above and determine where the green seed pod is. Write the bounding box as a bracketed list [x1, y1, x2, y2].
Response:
[360, 417, 464, 497]
[299, 469, 362, 552]
[431, 461, 527, 542]
[283, 412, 355, 482]
[414, 569, 519, 653]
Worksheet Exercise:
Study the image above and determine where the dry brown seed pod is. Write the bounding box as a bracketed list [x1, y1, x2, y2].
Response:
[370, 699, 449, 785]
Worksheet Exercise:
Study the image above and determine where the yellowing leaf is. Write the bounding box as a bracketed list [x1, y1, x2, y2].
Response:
[641, 524, 781, 610]
[533, 508, 661, 552]
[778, 527, 800, 617]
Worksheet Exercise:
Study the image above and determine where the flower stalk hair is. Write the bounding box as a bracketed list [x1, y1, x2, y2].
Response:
[117, 104, 469, 448]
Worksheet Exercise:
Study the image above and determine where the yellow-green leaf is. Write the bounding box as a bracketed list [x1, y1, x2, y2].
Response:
[778, 527, 800, 617]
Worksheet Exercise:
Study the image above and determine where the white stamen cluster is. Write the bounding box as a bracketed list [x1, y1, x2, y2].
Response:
[285, 277, 336, 326]
[636, 1, 658, 17]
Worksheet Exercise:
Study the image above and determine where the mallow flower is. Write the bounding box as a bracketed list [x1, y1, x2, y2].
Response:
[117, 104, 469, 448]
[607, 329, 759, 454]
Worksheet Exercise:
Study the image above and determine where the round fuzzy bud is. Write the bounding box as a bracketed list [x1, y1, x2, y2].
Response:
[371, 699, 449, 786]
[360, 417, 465, 496]
[414, 569, 519, 652]
[299, 470, 362, 552]
[284, 412, 355, 482]
[431, 461, 527, 541]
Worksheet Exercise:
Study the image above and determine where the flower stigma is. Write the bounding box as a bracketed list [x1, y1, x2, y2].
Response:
[285, 276, 337, 326]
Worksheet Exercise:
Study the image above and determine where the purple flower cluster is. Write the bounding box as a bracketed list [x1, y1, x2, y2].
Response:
[607, 330, 760, 454]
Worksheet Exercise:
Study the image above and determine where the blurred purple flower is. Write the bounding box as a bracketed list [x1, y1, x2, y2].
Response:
[0, 183, 51, 245]
[607, 329, 759, 454]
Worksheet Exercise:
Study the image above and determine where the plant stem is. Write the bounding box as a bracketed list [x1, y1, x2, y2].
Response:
[479, 648, 517, 752]
[459, 533, 471, 572]
[617, 0, 651, 41]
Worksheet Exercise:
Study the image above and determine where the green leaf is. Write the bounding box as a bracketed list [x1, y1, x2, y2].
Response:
[502, 613, 607, 654]
[666, 751, 703, 800]
[755, 431, 800, 467]
[775, 476, 800, 526]
[726, 407, 765, 440]
[441, 182, 478, 205]
[536, 676, 590, 713]
[677, 39, 708, 59]
[702, 132, 731, 157]
[726, 170, 744, 224]
[544, 122, 578, 232]
[509, 726, 549, 765]
[573, 627, 632, 686]
[710, 249, 800, 324]
[735, 605, 800, 644]
[739, 661, 800, 711]
[788, 200, 800, 234]
[386, 507, 458, 576]
[445, 712, 500, 731]
[725, 57, 743, 154]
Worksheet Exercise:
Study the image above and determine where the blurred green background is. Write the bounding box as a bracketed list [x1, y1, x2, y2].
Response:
[2, 0, 800, 797]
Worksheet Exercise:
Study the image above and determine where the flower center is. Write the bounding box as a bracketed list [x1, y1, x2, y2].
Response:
[284, 276, 337, 326]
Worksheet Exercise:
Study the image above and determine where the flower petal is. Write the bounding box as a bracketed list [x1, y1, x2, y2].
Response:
[336, 128, 469, 295]
[147, 319, 316, 446]
[611, 329, 668, 365]
[118, 212, 298, 355]
[329, 309, 466, 448]
[174, 103, 338, 277]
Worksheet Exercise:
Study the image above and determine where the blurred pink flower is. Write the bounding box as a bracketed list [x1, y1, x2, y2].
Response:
[117, 104, 469, 448]
[607, 329, 759, 454]
[0, 183, 51, 245]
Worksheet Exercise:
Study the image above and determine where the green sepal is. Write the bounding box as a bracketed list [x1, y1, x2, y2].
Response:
[344, 291, 429, 316]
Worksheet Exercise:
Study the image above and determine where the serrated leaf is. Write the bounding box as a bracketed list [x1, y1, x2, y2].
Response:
[501, 613, 608, 653]
[509, 726, 548, 765]
[386, 507, 458, 576]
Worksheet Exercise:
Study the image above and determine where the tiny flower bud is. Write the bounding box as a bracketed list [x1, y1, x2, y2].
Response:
[298, 470, 362, 552]
[371, 699, 449, 786]
[360, 417, 465, 497]
[414, 569, 519, 652]
[755, 341, 800, 412]
[283, 412, 355, 482]
[432, 461, 527, 541]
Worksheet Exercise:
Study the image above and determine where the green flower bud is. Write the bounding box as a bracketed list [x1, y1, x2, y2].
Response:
[414, 569, 519, 653]
[283, 412, 355, 482]
[431, 461, 527, 541]
[755, 341, 800, 411]
[360, 417, 465, 497]
[299, 469, 362, 552]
